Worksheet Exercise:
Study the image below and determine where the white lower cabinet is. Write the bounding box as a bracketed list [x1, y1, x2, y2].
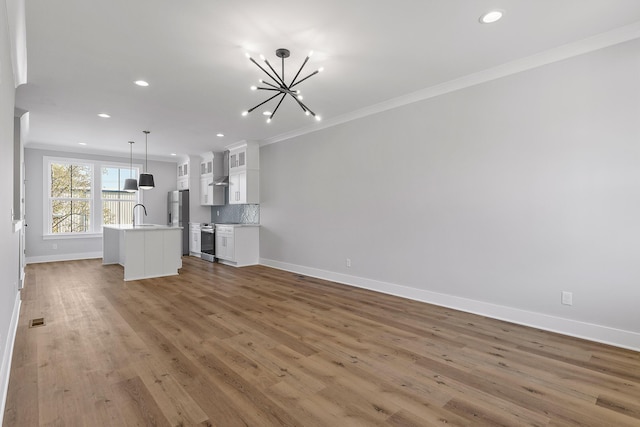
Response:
[189, 223, 201, 256]
[214, 224, 259, 267]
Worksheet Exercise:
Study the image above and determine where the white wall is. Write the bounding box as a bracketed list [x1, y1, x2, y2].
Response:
[24, 147, 177, 262]
[0, 0, 22, 421]
[260, 39, 640, 350]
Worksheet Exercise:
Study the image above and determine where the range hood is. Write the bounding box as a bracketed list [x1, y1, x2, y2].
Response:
[211, 150, 229, 186]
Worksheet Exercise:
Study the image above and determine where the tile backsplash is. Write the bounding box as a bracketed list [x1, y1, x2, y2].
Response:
[211, 203, 260, 224]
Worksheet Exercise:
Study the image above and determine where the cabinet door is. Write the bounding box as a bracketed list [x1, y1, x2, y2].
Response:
[237, 172, 247, 204]
[229, 149, 246, 170]
[225, 234, 235, 261]
[228, 173, 240, 204]
[228, 171, 247, 204]
[190, 228, 200, 253]
[200, 177, 214, 205]
[215, 233, 226, 260]
[200, 179, 207, 205]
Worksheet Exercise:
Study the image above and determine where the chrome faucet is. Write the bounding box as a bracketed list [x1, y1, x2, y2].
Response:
[133, 203, 147, 227]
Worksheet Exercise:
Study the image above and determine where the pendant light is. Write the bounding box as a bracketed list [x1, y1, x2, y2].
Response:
[138, 130, 155, 190]
[124, 141, 138, 192]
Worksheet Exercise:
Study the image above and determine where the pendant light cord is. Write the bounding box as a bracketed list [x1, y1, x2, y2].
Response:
[128, 141, 134, 178]
[143, 130, 150, 172]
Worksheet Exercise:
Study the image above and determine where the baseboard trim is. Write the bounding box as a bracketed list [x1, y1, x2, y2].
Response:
[260, 258, 640, 352]
[0, 293, 21, 426]
[26, 251, 102, 264]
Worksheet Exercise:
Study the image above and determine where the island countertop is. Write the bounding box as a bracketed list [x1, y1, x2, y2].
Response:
[103, 224, 183, 231]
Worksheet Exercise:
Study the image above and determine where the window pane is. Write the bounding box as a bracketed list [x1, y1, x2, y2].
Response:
[51, 200, 90, 233]
[51, 163, 72, 198]
[102, 167, 120, 191]
[103, 200, 135, 225]
[51, 163, 92, 198]
[71, 165, 92, 198]
[101, 166, 138, 226]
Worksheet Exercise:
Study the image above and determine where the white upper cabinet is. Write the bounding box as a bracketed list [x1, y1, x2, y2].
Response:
[227, 141, 260, 205]
[199, 152, 224, 206]
[229, 141, 259, 171]
[177, 161, 189, 190]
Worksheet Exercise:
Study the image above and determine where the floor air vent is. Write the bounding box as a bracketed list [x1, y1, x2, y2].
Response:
[29, 318, 45, 328]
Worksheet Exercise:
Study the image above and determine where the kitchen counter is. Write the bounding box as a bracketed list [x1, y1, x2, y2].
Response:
[103, 224, 183, 281]
[104, 224, 182, 231]
[214, 224, 259, 267]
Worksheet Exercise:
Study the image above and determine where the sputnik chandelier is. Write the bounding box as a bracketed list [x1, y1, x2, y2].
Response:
[242, 48, 323, 123]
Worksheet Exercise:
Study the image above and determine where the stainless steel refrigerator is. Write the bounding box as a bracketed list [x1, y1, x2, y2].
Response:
[168, 190, 190, 255]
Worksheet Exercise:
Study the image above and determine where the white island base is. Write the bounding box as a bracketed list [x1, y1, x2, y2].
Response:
[103, 224, 183, 281]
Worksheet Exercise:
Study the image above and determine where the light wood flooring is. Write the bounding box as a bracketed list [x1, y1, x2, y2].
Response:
[4, 257, 640, 426]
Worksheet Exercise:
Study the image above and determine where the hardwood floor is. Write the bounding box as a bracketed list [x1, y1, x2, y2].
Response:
[4, 257, 640, 426]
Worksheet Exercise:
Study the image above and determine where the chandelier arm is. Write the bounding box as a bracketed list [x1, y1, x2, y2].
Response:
[290, 70, 319, 89]
[264, 59, 287, 88]
[257, 87, 283, 92]
[260, 80, 279, 89]
[288, 92, 315, 116]
[250, 57, 281, 87]
[289, 56, 310, 87]
[269, 93, 287, 120]
[247, 92, 282, 113]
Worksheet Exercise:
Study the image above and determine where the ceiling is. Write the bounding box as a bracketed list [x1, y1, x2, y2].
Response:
[16, 0, 640, 161]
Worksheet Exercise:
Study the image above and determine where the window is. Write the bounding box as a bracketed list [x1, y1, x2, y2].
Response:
[48, 161, 93, 234]
[101, 166, 137, 226]
[45, 157, 141, 236]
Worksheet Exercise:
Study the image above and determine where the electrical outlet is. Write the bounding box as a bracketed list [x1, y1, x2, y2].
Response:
[561, 291, 573, 306]
[52, 243, 58, 250]
[217, 210, 220, 216]
[346, 258, 351, 268]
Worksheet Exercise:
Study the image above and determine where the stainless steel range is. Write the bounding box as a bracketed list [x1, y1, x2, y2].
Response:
[200, 224, 215, 262]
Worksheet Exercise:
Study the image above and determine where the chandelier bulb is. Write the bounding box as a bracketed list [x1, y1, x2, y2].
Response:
[315, 116, 322, 121]
[250, 85, 257, 91]
[318, 67, 325, 73]
[245, 52, 251, 59]
[297, 95, 303, 100]
[241, 111, 248, 116]
[266, 118, 272, 123]
[259, 54, 265, 61]
[308, 50, 314, 57]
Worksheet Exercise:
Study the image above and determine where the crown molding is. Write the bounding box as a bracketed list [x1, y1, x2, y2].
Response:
[262, 20, 640, 147]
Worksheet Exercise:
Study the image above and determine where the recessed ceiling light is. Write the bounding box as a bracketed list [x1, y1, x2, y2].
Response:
[134, 80, 149, 87]
[479, 10, 504, 24]
[170, 153, 177, 156]
[216, 133, 224, 137]
[78, 142, 87, 146]
[98, 113, 110, 118]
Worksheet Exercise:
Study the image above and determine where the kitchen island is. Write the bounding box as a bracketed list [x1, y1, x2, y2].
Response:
[103, 224, 183, 281]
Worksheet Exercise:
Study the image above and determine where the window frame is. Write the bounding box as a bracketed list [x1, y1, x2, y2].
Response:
[43, 156, 143, 238]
